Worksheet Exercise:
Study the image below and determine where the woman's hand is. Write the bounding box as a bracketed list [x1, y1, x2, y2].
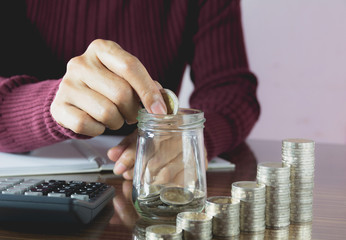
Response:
[51, 39, 167, 136]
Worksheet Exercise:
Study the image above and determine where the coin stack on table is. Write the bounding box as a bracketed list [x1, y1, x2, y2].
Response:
[145, 224, 182, 240]
[205, 196, 240, 237]
[231, 181, 266, 233]
[257, 162, 291, 229]
[281, 139, 315, 223]
[289, 223, 312, 240]
[264, 227, 289, 240]
[176, 212, 213, 240]
[239, 232, 264, 240]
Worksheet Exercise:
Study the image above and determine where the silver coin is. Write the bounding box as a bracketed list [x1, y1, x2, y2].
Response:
[160, 187, 194, 206]
[138, 184, 164, 201]
[160, 88, 179, 115]
[145, 224, 182, 239]
[282, 138, 315, 148]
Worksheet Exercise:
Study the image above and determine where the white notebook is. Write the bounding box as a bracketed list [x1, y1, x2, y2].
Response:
[0, 135, 234, 177]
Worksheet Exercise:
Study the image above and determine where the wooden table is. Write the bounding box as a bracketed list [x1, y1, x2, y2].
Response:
[0, 139, 345, 239]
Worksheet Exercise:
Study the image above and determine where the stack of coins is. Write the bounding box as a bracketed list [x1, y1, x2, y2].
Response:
[264, 227, 289, 240]
[231, 181, 266, 233]
[145, 224, 182, 240]
[257, 162, 291, 229]
[133, 218, 155, 240]
[205, 196, 240, 237]
[281, 139, 315, 223]
[176, 212, 212, 240]
[289, 223, 312, 240]
[239, 232, 264, 240]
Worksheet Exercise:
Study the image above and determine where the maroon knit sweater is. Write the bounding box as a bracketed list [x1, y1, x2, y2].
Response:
[0, 0, 260, 159]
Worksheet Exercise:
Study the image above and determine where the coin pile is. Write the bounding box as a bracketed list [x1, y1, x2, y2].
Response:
[145, 224, 182, 240]
[231, 181, 266, 233]
[205, 196, 240, 237]
[264, 227, 289, 240]
[289, 223, 312, 240]
[176, 212, 212, 240]
[239, 232, 264, 240]
[136, 185, 206, 218]
[282, 139, 315, 223]
[257, 162, 291, 229]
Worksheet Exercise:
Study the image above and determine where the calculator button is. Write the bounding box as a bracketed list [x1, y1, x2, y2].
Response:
[48, 193, 66, 198]
[0, 184, 12, 191]
[23, 179, 45, 186]
[5, 178, 24, 183]
[71, 194, 90, 201]
[25, 192, 43, 196]
[2, 189, 23, 195]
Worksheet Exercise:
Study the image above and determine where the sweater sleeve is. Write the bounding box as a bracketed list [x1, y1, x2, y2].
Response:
[0, 75, 90, 153]
[189, 0, 260, 159]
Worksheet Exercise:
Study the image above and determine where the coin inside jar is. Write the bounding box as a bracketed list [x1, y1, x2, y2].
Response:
[160, 88, 179, 115]
[160, 187, 194, 205]
[146, 224, 180, 235]
[138, 184, 163, 201]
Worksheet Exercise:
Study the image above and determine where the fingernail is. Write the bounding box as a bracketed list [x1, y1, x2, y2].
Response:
[114, 162, 127, 174]
[150, 100, 167, 114]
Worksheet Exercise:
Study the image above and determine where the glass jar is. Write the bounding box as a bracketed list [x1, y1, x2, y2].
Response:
[132, 108, 207, 221]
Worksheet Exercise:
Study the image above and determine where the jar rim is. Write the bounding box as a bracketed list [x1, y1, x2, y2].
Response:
[137, 108, 205, 131]
[138, 108, 204, 118]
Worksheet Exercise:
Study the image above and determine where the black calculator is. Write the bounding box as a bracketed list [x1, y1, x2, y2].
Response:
[0, 178, 115, 224]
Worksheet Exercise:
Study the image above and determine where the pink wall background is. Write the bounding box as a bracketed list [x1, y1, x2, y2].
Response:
[179, 0, 346, 145]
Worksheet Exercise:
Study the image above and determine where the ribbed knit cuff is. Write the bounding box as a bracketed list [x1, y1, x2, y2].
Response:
[0, 76, 89, 152]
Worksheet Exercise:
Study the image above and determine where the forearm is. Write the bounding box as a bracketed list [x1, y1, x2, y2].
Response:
[0, 75, 89, 153]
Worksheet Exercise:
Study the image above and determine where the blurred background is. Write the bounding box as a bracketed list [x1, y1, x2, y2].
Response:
[179, 0, 346, 145]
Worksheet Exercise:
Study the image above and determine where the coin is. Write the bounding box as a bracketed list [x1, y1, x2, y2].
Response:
[145, 224, 182, 240]
[160, 187, 194, 206]
[160, 88, 179, 115]
[138, 184, 164, 201]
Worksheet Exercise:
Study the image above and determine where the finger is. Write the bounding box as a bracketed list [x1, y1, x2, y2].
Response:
[51, 101, 105, 136]
[123, 168, 134, 180]
[87, 39, 167, 114]
[67, 55, 140, 124]
[122, 180, 133, 201]
[147, 136, 182, 173]
[112, 132, 138, 175]
[108, 130, 137, 161]
[60, 80, 125, 130]
[107, 144, 127, 162]
[152, 153, 184, 185]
